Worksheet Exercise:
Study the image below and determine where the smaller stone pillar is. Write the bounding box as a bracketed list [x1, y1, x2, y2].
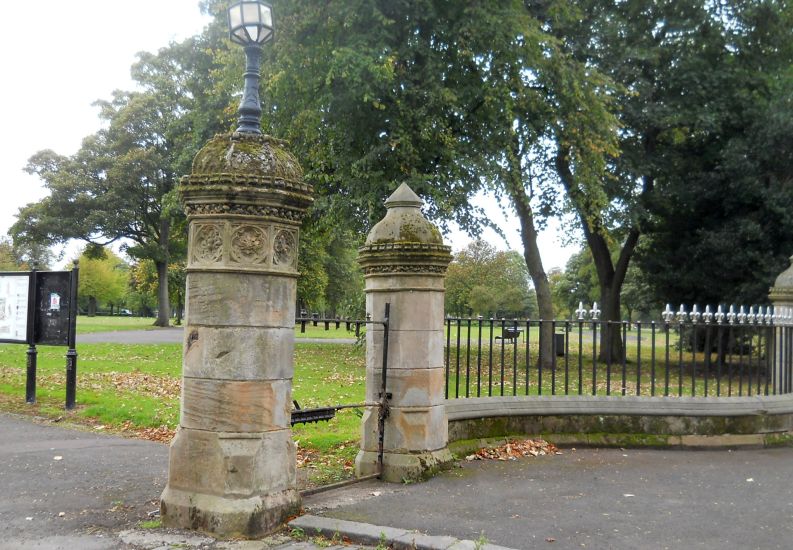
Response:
[769, 256, 793, 394]
[356, 183, 453, 482]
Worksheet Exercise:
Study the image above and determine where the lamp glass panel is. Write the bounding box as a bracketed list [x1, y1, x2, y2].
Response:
[242, 2, 260, 23]
[233, 28, 248, 44]
[260, 5, 272, 27]
[259, 28, 272, 43]
[245, 25, 259, 42]
[228, 4, 243, 27]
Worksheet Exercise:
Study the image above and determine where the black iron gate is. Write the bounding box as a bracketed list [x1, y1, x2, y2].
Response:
[291, 303, 390, 486]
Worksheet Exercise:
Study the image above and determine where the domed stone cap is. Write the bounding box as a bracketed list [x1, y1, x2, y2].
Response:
[180, 132, 313, 222]
[770, 256, 793, 303]
[359, 183, 451, 276]
[365, 183, 444, 246]
[191, 132, 303, 181]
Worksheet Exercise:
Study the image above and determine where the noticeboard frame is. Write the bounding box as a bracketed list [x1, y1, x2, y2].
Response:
[0, 271, 35, 345]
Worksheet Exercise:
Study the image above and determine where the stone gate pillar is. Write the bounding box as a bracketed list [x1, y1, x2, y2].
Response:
[160, 132, 312, 536]
[770, 256, 793, 393]
[356, 183, 453, 482]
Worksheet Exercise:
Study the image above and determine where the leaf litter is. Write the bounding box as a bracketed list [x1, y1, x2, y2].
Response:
[465, 438, 560, 461]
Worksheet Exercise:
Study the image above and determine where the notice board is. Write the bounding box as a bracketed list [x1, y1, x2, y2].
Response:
[34, 271, 73, 346]
[0, 273, 32, 344]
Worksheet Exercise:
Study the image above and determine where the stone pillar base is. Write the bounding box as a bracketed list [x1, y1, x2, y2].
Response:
[160, 486, 300, 537]
[355, 448, 453, 483]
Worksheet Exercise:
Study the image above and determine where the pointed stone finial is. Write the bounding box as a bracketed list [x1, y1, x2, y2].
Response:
[384, 182, 423, 209]
[363, 183, 444, 247]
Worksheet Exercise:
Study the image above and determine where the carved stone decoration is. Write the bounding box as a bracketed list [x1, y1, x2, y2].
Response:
[184, 203, 306, 222]
[192, 224, 224, 264]
[230, 225, 268, 265]
[273, 230, 297, 268]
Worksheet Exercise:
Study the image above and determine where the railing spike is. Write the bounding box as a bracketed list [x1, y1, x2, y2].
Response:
[737, 305, 747, 324]
[727, 304, 737, 324]
[662, 304, 675, 323]
[690, 304, 700, 324]
[703, 304, 713, 324]
[676, 304, 688, 323]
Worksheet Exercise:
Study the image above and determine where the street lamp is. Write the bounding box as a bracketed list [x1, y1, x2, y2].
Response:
[227, 1, 274, 134]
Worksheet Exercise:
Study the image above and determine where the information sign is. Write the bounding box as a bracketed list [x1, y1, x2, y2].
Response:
[0, 273, 32, 344]
[34, 272, 73, 346]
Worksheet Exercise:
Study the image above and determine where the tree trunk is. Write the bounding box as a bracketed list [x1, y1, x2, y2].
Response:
[175, 295, 183, 326]
[154, 259, 170, 327]
[153, 219, 171, 327]
[555, 148, 640, 363]
[88, 296, 97, 317]
[505, 132, 554, 368]
[598, 282, 624, 363]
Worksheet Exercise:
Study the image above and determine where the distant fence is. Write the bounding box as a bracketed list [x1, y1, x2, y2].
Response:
[444, 304, 793, 399]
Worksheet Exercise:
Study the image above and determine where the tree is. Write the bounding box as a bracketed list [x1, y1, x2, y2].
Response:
[200, 0, 617, 366]
[0, 237, 21, 271]
[533, 0, 793, 359]
[445, 240, 536, 318]
[126, 260, 159, 317]
[12, 35, 230, 327]
[636, 4, 793, 307]
[74, 246, 128, 316]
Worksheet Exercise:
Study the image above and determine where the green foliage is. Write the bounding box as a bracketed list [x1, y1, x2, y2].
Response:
[629, 2, 793, 305]
[73, 247, 128, 315]
[12, 35, 228, 327]
[446, 240, 536, 318]
[0, 237, 22, 271]
[298, 216, 364, 317]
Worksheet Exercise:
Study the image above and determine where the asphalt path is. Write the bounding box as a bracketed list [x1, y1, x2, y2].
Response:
[4, 413, 793, 549]
[308, 446, 793, 550]
[77, 328, 356, 345]
[0, 413, 167, 549]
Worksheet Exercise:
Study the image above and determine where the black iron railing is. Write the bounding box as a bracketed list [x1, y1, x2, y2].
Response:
[444, 313, 793, 399]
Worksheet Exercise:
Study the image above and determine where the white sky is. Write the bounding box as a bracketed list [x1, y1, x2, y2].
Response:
[0, 0, 577, 272]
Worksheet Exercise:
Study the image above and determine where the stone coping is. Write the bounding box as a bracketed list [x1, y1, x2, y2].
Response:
[445, 394, 793, 419]
[289, 514, 516, 550]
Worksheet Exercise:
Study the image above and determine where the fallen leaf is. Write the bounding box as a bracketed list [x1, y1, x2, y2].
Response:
[370, 491, 382, 497]
[53, 456, 63, 461]
[468, 439, 558, 461]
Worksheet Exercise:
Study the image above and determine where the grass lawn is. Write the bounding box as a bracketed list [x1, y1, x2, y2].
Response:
[77, 315, 159, 334]
[0, 341, 365, 488]
[76, 315, 361, 340]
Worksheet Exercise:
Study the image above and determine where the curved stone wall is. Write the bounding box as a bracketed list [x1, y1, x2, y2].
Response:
[446, 396, 793, 452]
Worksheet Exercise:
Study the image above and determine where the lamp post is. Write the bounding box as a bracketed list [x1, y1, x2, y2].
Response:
[227, 1, 274, 134]
[160, 0, 313, 536]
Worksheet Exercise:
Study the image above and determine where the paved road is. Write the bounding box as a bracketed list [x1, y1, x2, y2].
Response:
[78, 328, 356, 345]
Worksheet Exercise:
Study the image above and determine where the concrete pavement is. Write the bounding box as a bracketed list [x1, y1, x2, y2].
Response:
[3, 411, 793, 549]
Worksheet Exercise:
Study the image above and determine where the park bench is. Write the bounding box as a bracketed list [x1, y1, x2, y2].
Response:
[495, 327, 523, 344]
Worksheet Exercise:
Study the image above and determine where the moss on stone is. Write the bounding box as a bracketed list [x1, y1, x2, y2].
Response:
[764, 432, 793, 447]
[190, 132, 303, 181]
